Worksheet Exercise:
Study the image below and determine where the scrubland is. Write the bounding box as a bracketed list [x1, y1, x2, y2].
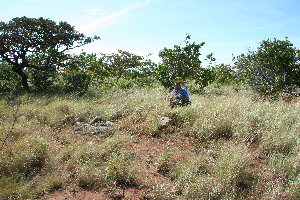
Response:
[0, 84, 299, 199]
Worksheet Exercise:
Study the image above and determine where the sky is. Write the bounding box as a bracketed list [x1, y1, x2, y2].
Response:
[1, 0, 300, 65]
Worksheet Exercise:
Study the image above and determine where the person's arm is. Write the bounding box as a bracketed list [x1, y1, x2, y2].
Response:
[170, 90, 176, 99]
[178, 94, 187, 100]
[179, 89, 189, 100]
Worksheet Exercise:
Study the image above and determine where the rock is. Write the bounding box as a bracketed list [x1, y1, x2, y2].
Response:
[19, 116, 27, 121]
[91, 126, 109, 135]
[89, 116, 102, 125]
[104, 121, 114, 126]
[159, 117, 172, 126]
[75, 118, 114, 135]
[74, 122, 90, 131]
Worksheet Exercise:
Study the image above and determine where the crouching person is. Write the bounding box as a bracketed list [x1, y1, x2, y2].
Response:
[169, 81, 191, 108]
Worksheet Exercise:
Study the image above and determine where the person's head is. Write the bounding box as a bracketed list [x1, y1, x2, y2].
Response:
[174, 81, 181, 90]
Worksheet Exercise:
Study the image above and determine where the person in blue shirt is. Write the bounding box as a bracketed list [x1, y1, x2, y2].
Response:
[169, 81, 190, 107]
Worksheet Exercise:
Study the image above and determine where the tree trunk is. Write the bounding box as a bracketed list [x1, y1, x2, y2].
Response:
[12, 66, 30, 92]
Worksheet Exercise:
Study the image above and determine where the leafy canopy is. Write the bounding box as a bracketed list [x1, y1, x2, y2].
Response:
[234, 38, 300, 94]
[157, 34, 205, 87]
[0, 16, 100, 91]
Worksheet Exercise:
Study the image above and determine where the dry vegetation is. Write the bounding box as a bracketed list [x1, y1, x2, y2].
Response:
[0, 84, 299, 200]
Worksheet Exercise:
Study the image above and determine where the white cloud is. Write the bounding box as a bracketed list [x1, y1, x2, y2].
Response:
[77, 0, 153, 33]
[247, 18, 300, 31]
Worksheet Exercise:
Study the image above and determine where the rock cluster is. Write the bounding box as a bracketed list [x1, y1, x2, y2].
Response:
[74, 116, 114, 135]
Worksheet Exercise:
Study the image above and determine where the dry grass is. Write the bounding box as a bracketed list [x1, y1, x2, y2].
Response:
[0, 84, 299, 199]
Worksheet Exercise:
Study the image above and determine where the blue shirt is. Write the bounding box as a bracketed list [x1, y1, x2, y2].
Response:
[170, 87, 189, 101]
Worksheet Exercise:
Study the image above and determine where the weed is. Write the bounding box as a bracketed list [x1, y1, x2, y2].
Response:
[0, 85, 298, 199]
[156, 150, 176, 177]
[74, 164, 103, 189]
[104, 153, 138, 188]
[267, 153, 299, 181]
[0, 134, 49, 178]
[213, 144, 250, 187]
[142, 183, 177, 200]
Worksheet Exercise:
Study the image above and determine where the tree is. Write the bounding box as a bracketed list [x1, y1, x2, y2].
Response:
[157, 34, 207, 87]
[210, 64, 237, 85]
[0, 60, 22, 92]
[234, 38, 300, 95]
[0, 16, 100, 91]
[61, 53, 99, 93]
[100, 49, 154, 83]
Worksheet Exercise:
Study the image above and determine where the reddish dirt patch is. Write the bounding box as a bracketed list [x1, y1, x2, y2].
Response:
[43, 134, 193, 200]
[45, 188, 143, 200]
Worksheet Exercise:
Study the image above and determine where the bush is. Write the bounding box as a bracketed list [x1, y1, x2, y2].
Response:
[0, 135, 48, 177]
[213, 144, 250, 187]
[62, 70, 91, 93]
[0, 61, 23, 92]
[234, 38, 300, 95]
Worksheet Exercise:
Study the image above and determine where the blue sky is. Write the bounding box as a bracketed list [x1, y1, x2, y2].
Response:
[1, 0, 300, 65]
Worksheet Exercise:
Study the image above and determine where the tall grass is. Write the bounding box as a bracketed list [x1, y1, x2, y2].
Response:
[0, 84, 299, 199]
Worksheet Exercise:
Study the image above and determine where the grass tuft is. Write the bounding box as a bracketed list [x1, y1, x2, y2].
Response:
[1, 84, 299, 199]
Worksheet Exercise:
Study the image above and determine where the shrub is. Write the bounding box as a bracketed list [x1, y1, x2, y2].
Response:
[172, 153, 222, 199]
[104, 153, 138, 188]
[213, 144, 250, 188]
[192, 112, 235, 144]
[0, 135, 49, 178]
[267, 153, 299, 181]
[14, 172, 63, 199]
[156, 150, 176, 177]
[74, 164, 103, 189]
[234, 38, 300, 95]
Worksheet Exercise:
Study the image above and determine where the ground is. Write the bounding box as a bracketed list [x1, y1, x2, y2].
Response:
[43, 134, 193, 200]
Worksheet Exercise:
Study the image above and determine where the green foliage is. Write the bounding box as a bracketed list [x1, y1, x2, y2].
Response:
[62, 69, 91, 93]
[157, 34, 206, 87]
[0, 16, 99, 91]
[210, 64, 238, 85]
[27, 68, 58, 92]
[99, 49, 154, 83]
[152, 64, 174, 88]
[0, 61, 22, 92]
[234, 38, 300, 95]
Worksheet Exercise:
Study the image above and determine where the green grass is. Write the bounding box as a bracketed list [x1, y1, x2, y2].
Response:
[0, 84, 299, 199]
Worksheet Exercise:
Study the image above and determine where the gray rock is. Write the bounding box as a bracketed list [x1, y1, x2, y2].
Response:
[104, 121, 114, 126]
[74, 122, 90, 131]
[89, 116, 102, 125]
[75, 118, 114, 135]
[91, 126, 109, 135]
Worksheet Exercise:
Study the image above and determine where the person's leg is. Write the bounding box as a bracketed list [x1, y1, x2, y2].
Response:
[171, 99, 179, 108]
[180, 100, 191, 106]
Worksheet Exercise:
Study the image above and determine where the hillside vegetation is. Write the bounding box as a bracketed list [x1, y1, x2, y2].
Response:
[0, 84, 299, 199]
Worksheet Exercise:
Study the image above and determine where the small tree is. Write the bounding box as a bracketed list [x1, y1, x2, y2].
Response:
[210, 64, 237, 85]
[234, 38, 300, 95]
[100, 49, 154, 85]
[157, 34, 205, 87]
[0, 16, 100, 91]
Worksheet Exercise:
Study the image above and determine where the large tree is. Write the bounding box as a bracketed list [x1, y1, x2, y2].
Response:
[0, 16, 100, 91]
